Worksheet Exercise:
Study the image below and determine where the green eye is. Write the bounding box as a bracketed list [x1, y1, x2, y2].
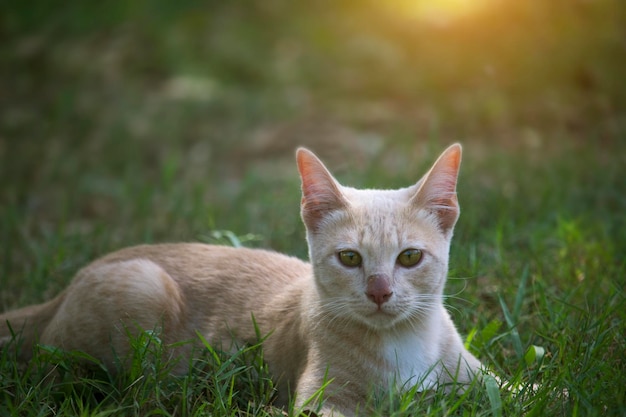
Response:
[397, 249, 423, 267]
[338, 250, 362, 267]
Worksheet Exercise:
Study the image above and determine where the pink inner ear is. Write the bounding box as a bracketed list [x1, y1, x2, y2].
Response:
[436, 145, 461, 196]
[296, 149, 320, 201]
[413, 144, 462, 232]
[296, 148, 346, 231]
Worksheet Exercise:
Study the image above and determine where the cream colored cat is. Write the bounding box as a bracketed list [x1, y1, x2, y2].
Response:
[0, 144, 482, 416]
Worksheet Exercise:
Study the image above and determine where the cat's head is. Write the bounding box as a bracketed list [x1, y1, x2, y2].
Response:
[296, 145, 462, 331]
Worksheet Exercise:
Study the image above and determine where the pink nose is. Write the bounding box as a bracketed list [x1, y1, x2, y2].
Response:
[366, 274, 393, 307]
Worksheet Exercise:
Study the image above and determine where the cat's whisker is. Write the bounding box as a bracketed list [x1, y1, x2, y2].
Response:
[441, 294, 470, 303]
[441, 303, 463, 316]
[309, 299, 353, 330]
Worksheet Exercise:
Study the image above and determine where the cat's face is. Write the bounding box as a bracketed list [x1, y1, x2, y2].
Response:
[297, 145, 462, 331]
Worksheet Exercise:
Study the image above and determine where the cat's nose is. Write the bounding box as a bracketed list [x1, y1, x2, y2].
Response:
[366, 274, 393, 307]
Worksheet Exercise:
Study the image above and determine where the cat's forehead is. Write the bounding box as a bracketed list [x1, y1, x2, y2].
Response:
[341, 185, 415, 204]
[332, 186, 444, 247]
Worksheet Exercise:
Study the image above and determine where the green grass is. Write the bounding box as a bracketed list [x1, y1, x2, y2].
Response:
[1, 0, 625, 415]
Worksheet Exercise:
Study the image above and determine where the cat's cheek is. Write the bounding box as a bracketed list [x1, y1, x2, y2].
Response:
[399, 263, 445, 295]
[314, 265, 359, 296]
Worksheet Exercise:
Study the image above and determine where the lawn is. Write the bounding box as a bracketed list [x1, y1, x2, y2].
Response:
[1, 0, 625, 415]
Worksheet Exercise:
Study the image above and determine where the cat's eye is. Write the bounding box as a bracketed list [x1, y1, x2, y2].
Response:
[397, 249, 423, 267]
[338, 250, 362, 267]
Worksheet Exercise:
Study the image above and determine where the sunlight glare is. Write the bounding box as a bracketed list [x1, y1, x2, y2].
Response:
[398, 0, 497, 25]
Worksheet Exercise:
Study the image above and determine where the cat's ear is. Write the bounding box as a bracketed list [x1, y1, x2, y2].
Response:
[410, 144, 462, 234]
[296, 148, 347, 232]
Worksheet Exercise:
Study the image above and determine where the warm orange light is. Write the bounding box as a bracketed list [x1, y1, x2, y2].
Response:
[397, 0, 497, 25]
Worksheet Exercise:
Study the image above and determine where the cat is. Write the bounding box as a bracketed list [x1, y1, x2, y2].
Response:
[0, 144, 482, 416]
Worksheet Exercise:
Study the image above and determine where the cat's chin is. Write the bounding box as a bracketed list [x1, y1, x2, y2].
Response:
[357, 308, 408, 331]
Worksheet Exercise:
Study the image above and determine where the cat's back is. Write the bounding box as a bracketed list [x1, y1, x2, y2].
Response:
[77, 243, 312, 341]
[90, 243, 312, 287]
[27, 243, 311, 370]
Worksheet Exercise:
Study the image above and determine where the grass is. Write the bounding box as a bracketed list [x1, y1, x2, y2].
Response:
[1, 0, 625, 415]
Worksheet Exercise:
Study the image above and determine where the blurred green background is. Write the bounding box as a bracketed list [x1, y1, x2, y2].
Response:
[1, 0, 625, 316]
[1, 1, 625, 414]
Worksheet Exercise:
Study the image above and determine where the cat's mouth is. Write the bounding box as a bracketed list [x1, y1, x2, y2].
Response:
[361, 306, 402, 327]
[337, 299, 405, 329]
[367, 308, 396, 317]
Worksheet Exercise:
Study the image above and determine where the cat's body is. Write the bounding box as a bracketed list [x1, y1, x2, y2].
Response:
[0, 145, 482, 416]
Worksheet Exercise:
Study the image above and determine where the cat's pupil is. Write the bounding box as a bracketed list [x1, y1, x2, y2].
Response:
[397, 249, 423, 267]
[338, 250, 362, 267]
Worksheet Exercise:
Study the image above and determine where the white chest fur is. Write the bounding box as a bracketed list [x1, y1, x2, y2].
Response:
[380, 324, 442, 391]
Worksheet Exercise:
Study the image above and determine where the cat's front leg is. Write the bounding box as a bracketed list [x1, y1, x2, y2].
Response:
[294, 362, 362, 417]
